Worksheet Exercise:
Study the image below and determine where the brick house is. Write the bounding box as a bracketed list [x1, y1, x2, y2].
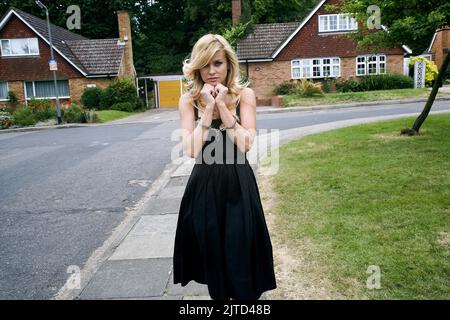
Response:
[427, 26, 450, 71]
[0, 8, 136, 107]
[235, 0, 412, 106]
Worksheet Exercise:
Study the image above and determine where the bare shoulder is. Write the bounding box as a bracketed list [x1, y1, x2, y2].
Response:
[239, 87, 256, 105]
[179, 92, 193, 105]
[179, 92, 194, 111]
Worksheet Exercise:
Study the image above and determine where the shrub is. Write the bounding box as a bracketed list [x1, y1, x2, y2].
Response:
[297, 79, 324, 97]
[321, 80, 330, 93]
[1, 105, 13, 114]
[62, 103, 86, 123]
[336, 74, 414, 92]
[27, 98, 55, 121]
[81, 87, 103, 109]
[100, 79, 137, 110]
[28, 98, 52, 112]
[0, 111, 13, 129]
[273, 81, 298, 95]
[134, 96, 146, 111]
[12, 106, 37, 126]
[361, 74, 414, 91]
[110, 102, 134, 112]
[7, 91, 18, 110]
[409, 56, 438, 86]
[336, 78, 361, 92]
[84, 109, 100, 123]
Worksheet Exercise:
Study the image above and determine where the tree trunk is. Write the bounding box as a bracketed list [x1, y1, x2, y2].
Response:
[402, 52, 450, 135]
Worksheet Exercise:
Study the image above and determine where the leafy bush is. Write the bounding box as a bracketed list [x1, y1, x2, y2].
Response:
[297, 79, 324, 97]
[28, 98, 55, 121]
[336, 78, 360, 92]
[273, 81, 298, 95]
[134, 96, 146, 111]
[1, 105, 13, 114]
[12, 106, 37, 126]
[409, 56, 438, 86]
[62, 103, 86, 123]
[274, 79, 325, 96]
[100, 79, 137, 110]
[336, 74, 414, 92]
[0, 111, 13, 129]
[84, 109, 100, 123]
[28, 98, 52, 112]
[111, 102, 134, 112]
[7, 91, 18, 109]
[81, 87, 103, 109]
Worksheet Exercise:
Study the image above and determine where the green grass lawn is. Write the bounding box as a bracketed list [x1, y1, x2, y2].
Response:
[95, 110, 136, 123]
[283, 88, 450, 107]
[262, 114, 450, 299]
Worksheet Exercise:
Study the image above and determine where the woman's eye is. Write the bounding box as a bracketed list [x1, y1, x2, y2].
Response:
[215, 62, 222, 66]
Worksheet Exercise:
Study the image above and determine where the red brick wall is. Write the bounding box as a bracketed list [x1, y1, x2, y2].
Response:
[430, 27, 450, 70]
[0, 15, 83, 81]
[275, 0, 404, 61]
[241, 61, 291, 105]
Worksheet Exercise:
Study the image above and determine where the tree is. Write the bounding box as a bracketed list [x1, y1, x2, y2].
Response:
[331, 0, 449, 135]
[329, 0, 449, 54]
[402, 53, 450, 136]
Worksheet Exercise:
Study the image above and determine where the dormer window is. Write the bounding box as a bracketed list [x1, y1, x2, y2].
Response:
[1, 38, 39, 56]
[319, 14, 358, 33]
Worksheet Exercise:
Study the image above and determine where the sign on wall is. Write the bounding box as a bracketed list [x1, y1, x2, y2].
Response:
[49, 59, 58, 71]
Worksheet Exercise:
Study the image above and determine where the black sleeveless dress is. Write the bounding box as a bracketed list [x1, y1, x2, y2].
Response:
[173, 99, 277, 300]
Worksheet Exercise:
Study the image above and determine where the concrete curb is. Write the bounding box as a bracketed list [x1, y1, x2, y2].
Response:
[2, 96, 449, 134]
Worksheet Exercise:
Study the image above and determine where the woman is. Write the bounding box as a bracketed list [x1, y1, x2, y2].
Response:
[173, 34, 276, 300]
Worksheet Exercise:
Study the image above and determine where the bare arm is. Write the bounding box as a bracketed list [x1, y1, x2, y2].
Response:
[179, 94, 215, 158]
[216, 87, 257, 153]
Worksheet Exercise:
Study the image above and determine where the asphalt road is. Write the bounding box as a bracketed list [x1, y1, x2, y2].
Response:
[0, 100, 449, 299]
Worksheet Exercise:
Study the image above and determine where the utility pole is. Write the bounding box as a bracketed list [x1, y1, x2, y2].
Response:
[35, 0, 62, 124]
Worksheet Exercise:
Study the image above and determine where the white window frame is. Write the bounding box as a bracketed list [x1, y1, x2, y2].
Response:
[0, 38, 40, 57]
[319, 14, 358, 33]
[291, 57, 341, 79]
[0, 81, 9, 101]
[24, 80, 70, 100]
[356, 54, 387, 76]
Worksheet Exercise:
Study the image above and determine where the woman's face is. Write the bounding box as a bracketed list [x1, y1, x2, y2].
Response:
[199, 50, 228, 86]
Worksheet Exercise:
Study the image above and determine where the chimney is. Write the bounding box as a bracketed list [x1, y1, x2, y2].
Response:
[232, 0, 241, 26]
[117, 10, 135, 79]
[432, 26, 450, 70]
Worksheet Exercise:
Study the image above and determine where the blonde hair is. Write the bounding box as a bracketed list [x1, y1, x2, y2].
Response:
[182, 34, 249, 117]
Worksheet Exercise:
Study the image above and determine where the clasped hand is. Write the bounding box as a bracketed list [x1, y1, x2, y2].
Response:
[200, 83, 228, 107]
